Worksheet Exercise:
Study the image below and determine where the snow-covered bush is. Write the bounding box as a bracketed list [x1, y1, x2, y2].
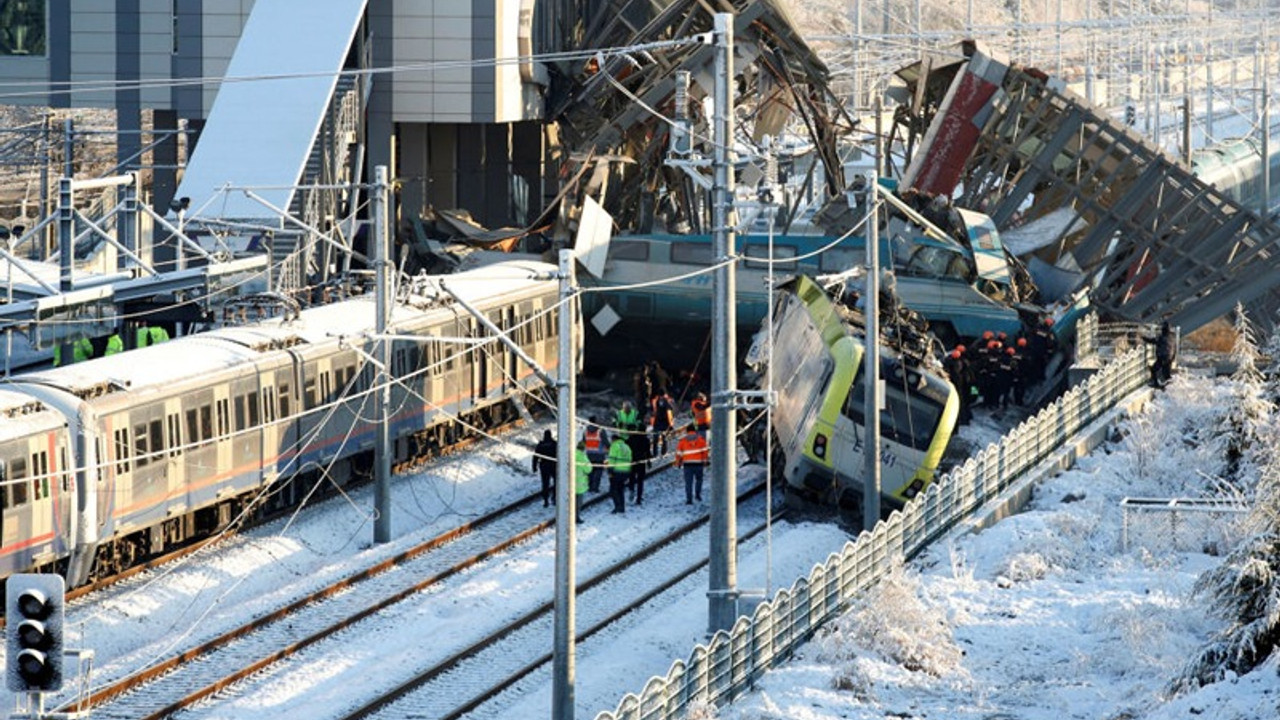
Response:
[819, 563, 965, 678]
[1217, 304, 1275, 483]
[1174, 531, 1280, 692]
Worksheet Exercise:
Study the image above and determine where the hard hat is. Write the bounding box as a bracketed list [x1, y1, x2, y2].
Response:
[1017, 337, 1027, 348]
[997, 331, 1008, 341]
[1044, 317, 1055, 326]
[988, 340, 999, 350]
[949, 350, 961, 359]
[982, 330, 994, 340]
[1006, 347, 1016, 356]
[955, 344, 966, 354]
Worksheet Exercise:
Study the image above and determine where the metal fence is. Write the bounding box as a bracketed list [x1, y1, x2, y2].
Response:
[1120, 497, 1249, 554]
[595, 341, 1153, 720]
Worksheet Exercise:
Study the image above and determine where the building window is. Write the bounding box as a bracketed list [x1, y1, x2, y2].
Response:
[0, 0, 46, 57]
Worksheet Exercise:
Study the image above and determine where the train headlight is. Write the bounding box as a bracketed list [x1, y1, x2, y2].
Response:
[903, 478, 925, 499]
[812, 433, 827, 459]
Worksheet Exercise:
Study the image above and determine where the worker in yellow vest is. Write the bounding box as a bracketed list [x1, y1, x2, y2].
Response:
[136, 322, 170, 348]
[53, 337, 94, 366]
[104, 333, 124, 356]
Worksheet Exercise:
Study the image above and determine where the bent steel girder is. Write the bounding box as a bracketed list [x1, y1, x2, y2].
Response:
[546, 0, 846, 235]
[902, 51, 1280, 334]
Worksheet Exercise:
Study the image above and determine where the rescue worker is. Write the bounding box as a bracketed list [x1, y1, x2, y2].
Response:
[1145, 321, 1177, 388]
[53, 336, 94, 366]
[1004, 346, 1024, 406]
[606, 434, 633, 514]
[614, 400, 641, 433]
[582, 419, 608, 493]
[632, 365, 652, 411]
[136, 321, 170, 348]
[675, 424, 709, 504]
[532, 429, 557, 507]
[690, 392, 711, 435]
[943, 346, 972, 424]
[648, 391, 675, 459]
[1028, 316, 1057, 382]
[574, 441, 590, 523]
[626, 428, 650, 505]
[104, 333, 124, 356]
[647, 360, 671, 397]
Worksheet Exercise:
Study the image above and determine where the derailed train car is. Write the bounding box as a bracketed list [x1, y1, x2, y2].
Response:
[0, 260, 570, 588]
[748, 275, 959, 527]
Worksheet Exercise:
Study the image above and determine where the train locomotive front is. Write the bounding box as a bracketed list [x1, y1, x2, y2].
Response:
[756, 275, 959, 528]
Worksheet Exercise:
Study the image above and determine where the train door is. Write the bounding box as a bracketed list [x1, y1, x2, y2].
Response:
[259, 367, 279, 484]
[163, 399, 182, 504]
[128, 402, 169, 518]
[277, 359, 302, 467]
[501, 304, 517, 389]
[467, 317, 483, 409]
[181, 390, 216, 485]
[230, 376, 262, 476]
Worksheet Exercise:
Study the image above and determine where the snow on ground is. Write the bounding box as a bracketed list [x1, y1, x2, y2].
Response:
[716, 370, 1280, 720]
[9, 369, 1278, 719]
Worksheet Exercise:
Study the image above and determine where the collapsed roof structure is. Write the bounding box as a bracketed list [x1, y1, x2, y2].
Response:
[542, 0, 856, 237]
[889, 41, 1280, 335]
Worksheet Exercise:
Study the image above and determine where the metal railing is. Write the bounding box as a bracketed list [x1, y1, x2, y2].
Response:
[1120, 497, 1249, 554]
[595, 340, 1152, 720]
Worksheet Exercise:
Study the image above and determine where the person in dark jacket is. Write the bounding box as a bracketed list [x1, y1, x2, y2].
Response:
[1145, 321, 1177, 388]
[626, 429, 650, 505]
[532, 430, 557, 507]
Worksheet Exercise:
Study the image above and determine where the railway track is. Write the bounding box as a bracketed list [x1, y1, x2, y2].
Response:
[54, 476, 613, 719]
[61, 471, 771, 720]
[344, 489, 781, 720]
[48, 418, 532, 608]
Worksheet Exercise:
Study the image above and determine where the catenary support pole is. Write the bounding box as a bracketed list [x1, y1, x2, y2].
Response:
[709, 11, 739, 635]
[373, 165, 392, 544]
[1263, 45, 1271, 219]
[552, 248, 578, 720]
[864, 172, 882, 531]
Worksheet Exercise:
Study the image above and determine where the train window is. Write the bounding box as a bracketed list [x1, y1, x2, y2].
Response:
[320, 372, 332, 403]
[234, 396, 246, 431]
[671, 242, 714, 265]
[608, 240, 649, 261]
[200, 406, 213, 441]
[61, 446, 71, 492]
[32, 452, 48, 501]
[743, 244, 797, 270]
[248, 391, 260, 426]
[150, 420, 164, 459]
[114, 428, 131, 473]
[262, 387, 276, 422]
[278, 382, 291, 418]
[134, 424, 149, 468]
[304, 377, 317, 411]
[820, 247, 863, 273]
[167, 415, 180, 457]
[10, 457, 27, 506]
[216, 399, 230, 438]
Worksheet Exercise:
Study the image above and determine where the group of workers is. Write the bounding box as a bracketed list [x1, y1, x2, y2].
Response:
[52, 322, 171, 366]
[531, 362, 716, 521]
[941, 317, 1058, 422]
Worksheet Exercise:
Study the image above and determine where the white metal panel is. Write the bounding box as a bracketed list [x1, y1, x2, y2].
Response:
[177, 0, 367, 223]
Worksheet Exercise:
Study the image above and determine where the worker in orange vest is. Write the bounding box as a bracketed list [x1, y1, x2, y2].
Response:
[582, 418, 609, 493]
[690, 392, 711, 436]
[674, 424, 709, 505]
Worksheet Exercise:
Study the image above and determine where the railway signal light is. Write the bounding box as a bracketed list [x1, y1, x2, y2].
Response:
[6, 574, 65, 693]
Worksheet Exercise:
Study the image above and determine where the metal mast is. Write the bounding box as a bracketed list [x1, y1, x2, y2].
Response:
[708, 11, 739, 635]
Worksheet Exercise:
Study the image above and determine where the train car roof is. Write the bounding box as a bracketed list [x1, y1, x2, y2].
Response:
[12, 336, 263, 399]
[5, 260, 558, 399]
[0, 387, 67, 439]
